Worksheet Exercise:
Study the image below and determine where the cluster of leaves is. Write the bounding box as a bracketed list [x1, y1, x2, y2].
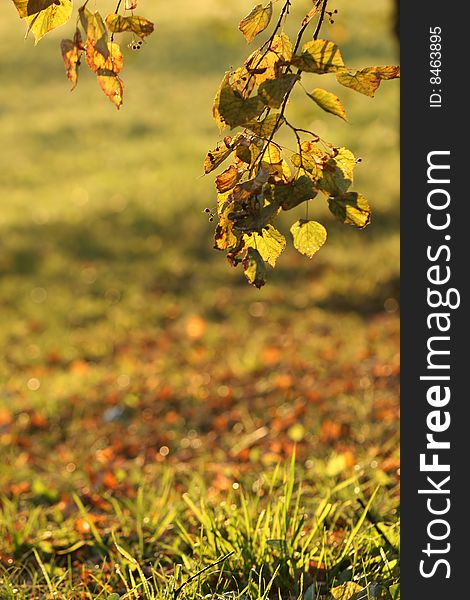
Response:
[206, 0, 399, 287]
[11, 0, 154, 108]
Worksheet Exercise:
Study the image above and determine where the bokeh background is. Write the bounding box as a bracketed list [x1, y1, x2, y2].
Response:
[0, 0, 399, 595]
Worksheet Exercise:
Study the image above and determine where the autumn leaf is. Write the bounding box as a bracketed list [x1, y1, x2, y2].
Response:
[292, 39, 344, 74]
[86, 41, 123, 74]
[307, 88, 347, 121]
[105, 14, 155, 38]
[258, 73, 299, 109]
[301, 2, 322, 27]
[239, 3, 273, 43]
[336, 66, 400, 97]
[270, 33, 293, 62]
[213, 72, 264, 130]
[96, 69, 124, 109]
[11, 0, 58, 18]
[290, 219, 327, 258]
[275, 175, 318, 210]
[328, 192, 371, 228]
[317, 148, 356, 195]
[243, 247, 267, 288]
[80, 8, 109, 59]
[245, 113, 284, 138]
[204, 140, 238, 175]
[214, 213, 240, 251]
[20, 0, 72, 43]
[215, 165, 241, 193]
[61, 29, 84, 90]
[244, 225, 286, 267]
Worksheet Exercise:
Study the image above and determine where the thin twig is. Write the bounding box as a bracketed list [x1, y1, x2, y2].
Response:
[313, 0, 329, 40]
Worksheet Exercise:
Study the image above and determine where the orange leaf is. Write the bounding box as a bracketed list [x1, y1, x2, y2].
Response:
[96, 69, 124, 109]
[86, 41, 123, 74]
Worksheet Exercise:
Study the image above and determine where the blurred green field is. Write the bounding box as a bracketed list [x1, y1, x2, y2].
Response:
[0, 1, 399, 598]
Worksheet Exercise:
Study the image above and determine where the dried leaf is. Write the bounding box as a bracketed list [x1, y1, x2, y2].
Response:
[105, 14, 155, 38]
[61, 29, 83, 90]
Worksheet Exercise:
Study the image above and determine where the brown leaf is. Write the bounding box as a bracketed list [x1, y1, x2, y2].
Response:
[215, 165, 241, 193]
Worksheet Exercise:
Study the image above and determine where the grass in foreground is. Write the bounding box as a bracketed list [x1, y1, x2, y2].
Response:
[0, 459, 399, 599]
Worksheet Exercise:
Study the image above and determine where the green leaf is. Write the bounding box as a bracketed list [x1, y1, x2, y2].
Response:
[307, 88, 347, 121]
[389, 584, 400, 600]
[245, 113, 284, 138]
[239, 2, 273, 43]
[213, 72, 264, 130]
[317, 147, 356, 195]
[328, 192, 371, 228]
[258, 73, 299, 108]
[290, 219, 327, 258]
[105, 14, 155, 38]
[292, 39, 344, 74]
[336, 66, 400, 97]
[243, 248, 267, 288]
[244, 225, 285, 267]
[23, 0, 72, 43]
[275, 175, 317, 210]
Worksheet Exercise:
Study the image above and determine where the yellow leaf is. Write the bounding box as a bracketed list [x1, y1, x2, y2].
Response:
[328, 192, 371, 228]
[307, 88, 347, 121]
[23, 0, 72, 43]
[290, 219, 327, 258]
[293, 39, 344, 74]
[244, 225, 286, 267]
[239, 2, 273, 43]
[336, 66, 400, 97]
[270, 33, 293, 62]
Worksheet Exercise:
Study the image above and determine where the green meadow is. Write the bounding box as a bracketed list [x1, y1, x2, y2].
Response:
[0, 1, 399, 598]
